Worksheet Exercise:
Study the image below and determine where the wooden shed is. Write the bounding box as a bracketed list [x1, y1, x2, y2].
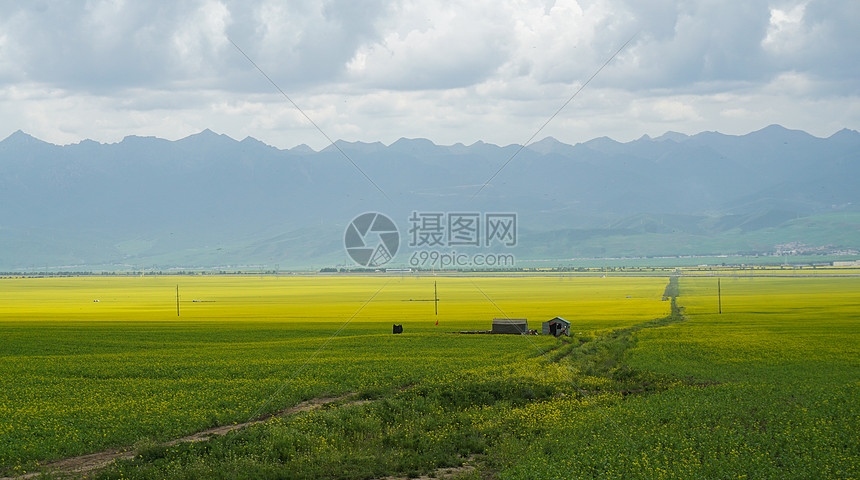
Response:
[492, 318, 528, 334]
[542, 317, 570, 337]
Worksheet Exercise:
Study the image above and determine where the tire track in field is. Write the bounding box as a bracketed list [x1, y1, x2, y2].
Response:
[1, 393, 368, 480]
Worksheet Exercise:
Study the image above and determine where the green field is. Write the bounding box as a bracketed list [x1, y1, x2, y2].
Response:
[0, 274, 857, 479]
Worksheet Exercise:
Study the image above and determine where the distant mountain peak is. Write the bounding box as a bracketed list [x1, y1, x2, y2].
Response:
[117, 134, 168, 148]
[530, 136, 565, 147]
[290, 144, 316, 154]
[390, 137, 435, 147]
[194, 128, 219, 137]
[653, 131, 689, 142]
[386, 138, 441, 156]
[745, 124, 816, 143]
[170, 129, 239, 151]
[239, 136, 267, 146]
[527, 136, 575, 155]
[828, 128, 860, 140]
[752, 124, 810, 136]
[1, 130, 45, 145]
[7, 129, 28, 138]
[322, 139, 386, 154]
[121, 134, 156, 141]
[182, 129, 236, 141]
[582, 136, 621, 147]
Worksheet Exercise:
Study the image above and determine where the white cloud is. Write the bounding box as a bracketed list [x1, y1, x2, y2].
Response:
[763, 2, 809, 55]
[0, 0, 857, 149]
[650, 99, 702, 122]
[172, 0, 231, 71]
[345, 0, 513, 89]
[764, 70, 817, 96]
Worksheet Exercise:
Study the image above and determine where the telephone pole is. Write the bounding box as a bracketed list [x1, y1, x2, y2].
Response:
[434, 281, 438, 315]
[717, 278, 722, 314]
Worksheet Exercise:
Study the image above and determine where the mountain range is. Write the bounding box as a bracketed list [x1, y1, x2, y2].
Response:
[0, 125, 858, 270]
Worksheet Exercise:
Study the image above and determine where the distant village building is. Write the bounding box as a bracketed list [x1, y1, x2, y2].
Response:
[833, 260, 860, 267]
[492, 318, 528, 334]
[542, 317, 570, 337]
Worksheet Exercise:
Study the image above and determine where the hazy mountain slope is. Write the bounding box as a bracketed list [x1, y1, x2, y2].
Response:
[0, 125, 857, 269]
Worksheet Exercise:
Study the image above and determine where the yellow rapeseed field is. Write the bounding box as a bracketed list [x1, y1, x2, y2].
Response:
[5, 273, 855, 479]
[0, 274, 668, 473]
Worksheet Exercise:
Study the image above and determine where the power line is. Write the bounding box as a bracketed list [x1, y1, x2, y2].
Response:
[228, 37, 392, 204]
[471, 32, 639, 200]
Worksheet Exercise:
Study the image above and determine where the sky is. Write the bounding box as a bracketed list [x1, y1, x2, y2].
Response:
[0, 0, 858, 150]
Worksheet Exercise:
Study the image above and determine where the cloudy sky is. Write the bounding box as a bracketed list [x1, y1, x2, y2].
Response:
[0, 0, 858, 149]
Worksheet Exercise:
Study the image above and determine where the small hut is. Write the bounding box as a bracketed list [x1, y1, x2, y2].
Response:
[492, 318, 528, 334]
[542, 317, 570, 337]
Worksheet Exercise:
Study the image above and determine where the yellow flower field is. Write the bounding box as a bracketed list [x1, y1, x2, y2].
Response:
[2, 273, 856, 479]
[0, 274, 668, 474]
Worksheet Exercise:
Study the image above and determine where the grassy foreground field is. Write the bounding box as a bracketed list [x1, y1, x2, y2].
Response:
[494, 276, 859, 479]
[0, 275, 666, 477]
[0, 275, 857, 479]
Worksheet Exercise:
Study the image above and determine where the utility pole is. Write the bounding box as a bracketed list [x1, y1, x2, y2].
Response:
[434, 281, 438, 315]
[717, 278, 722, 314]
[176, 285, 180, 317]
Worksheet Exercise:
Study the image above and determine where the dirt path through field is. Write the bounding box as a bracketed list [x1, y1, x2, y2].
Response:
[2, 393, 366, 480]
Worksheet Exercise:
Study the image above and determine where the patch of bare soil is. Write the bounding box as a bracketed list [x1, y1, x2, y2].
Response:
[1, 393, 366, 480]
